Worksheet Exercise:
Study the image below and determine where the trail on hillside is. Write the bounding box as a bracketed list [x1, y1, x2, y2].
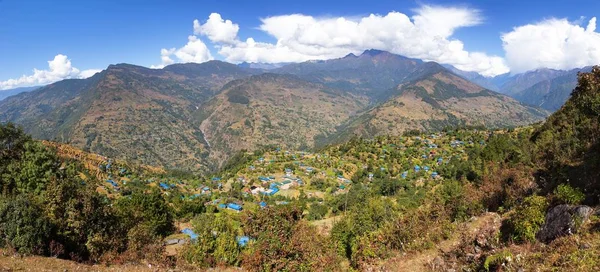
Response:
[374, 212, 501, 272]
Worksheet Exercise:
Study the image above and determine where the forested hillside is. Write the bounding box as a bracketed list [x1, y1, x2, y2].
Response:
[0, 67, 598, 271]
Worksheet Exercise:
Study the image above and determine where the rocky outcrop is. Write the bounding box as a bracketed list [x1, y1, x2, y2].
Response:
[536, 205, 594, 242]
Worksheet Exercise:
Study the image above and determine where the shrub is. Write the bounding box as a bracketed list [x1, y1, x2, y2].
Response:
[0, 196, 51, 255]
[384, 203, 454, 252]
[504, 195, 548, 243]
[307, 203, 328, 221]
[116, 189, 174, 237]
[554, 184, 585, 205]
[331, 197, 398, 267]
[241, 206, 341, 271]
[483, 250, 513, 271]
[175, 197, 207, 219]
[2, 141, 59, 195]
[180, 213, 241, 268]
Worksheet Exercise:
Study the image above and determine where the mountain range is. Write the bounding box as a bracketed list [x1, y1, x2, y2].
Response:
[447, 65, 594, 111]
[0, 50, 561, 171]
[0, 86, 40, 101]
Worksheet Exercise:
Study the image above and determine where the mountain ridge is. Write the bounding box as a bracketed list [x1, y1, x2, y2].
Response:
[0, 51, 549, 171]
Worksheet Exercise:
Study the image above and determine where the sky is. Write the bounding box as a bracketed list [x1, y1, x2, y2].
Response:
[1, 0, 600, 90]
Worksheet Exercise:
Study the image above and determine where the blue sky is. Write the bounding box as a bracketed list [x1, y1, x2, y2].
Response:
[1, 0, 600, 89]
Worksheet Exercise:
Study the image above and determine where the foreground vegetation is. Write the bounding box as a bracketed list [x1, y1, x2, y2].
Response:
[0, 67, 599, 271]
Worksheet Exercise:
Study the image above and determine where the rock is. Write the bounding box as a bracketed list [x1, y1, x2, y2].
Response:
[475, 234, 488, 247]
[431, 256, 445, 269]
[579, 242, 592, 250]
[536, 204, 594, 242]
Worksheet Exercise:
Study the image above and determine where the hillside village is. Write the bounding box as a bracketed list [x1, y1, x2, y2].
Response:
[1, 67, 599, 271]
[1, 1, 600, 268]
[77, 128, 496, 246]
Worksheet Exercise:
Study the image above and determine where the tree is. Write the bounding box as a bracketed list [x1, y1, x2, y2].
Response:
[44, 169, 125, 261]
[116, 188, 174, 237]
[0, 195, 51, 255]
[3, 141, 59, 195]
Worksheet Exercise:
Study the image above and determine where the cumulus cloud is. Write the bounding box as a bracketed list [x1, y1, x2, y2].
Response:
[189, 6, 509, 76]
[194, 13, 239, 44]
[502, 17, 600, 73]
[0, 54, 100, 90]
[152, 34, 213, 68]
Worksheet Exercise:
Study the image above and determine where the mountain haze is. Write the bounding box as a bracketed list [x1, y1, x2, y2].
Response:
[0, 86, 41, 101]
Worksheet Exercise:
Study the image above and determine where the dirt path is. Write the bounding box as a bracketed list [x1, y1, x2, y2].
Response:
[375, 212, 501, 272]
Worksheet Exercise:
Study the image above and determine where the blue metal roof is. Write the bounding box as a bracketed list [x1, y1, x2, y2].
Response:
[227, 203, 243, 211]
[182, 228, 198, 241]
[237, 236, 250, 247]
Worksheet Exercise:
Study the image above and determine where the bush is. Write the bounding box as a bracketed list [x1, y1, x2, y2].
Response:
[241, 206, 341, 271]
[307, 203, 328, 221]
[0, 196, 51, 255]
[1, 141, 59, 195]
[331, 197, 397, 267]
[116, 189, 174, 237]
[483, 250, 513, 271]
[503, 195, 548, 243]
[554, 184, 585, 205]
[175, 197, 207, 219]
[180, 213, 241, 268]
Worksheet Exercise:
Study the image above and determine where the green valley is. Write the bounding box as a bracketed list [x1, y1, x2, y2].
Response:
[1, 67, 599, 271]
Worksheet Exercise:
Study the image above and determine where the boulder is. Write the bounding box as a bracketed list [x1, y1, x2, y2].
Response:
[536, 204, 594, 242]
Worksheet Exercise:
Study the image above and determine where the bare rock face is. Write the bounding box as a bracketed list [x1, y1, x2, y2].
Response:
[536, 205, 594, 242]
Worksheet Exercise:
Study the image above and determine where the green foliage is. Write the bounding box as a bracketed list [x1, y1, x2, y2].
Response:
[532, 67, 600, 202]
[174, 197, 207, 219]
[438, 179, 481, 221]
[554, 184, 585, 205]
[329, 183, 371, 214]
[0, 195, 51, 255]
[241, 205, 341, 271]
[373, 178, 405, 196]
[3, 141, 59, 195]
[383, 196, 455, 254]
[483, 250, 513, 271]
[180, 213, 241, 267]
[116, 189, 174, 237]
[43, 172, 125, 260]
[481, 134, 527, 164]
[226, 88, 250, 105]
[307, 203, 328, 220]
[0, 123, 45, 195]
[331, 197, 396, 266]
[504, 195, 548, 243]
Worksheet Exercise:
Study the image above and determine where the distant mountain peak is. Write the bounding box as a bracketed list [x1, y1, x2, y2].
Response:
[343, 53, 358, 58]
[361, 49, 387, 56]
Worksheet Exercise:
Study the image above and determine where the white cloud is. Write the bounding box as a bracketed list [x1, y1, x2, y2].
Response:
[502, 17, 600, 73]
[153, 35, 213, 68]
[174, 36, 213, 63]
[78, 69, 102, 78]
[0, 54, 100, 90]
[194, 13, 239, 44]
[190, 6, 509, 76]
